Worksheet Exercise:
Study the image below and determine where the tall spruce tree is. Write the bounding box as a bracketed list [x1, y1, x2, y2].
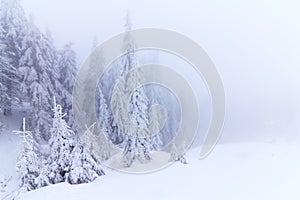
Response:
[0, 53, 16, 115]
[57, 43, 77, 127]
[110, 12, 159, 167]
[18, 16, 58, 141]
[97, 86, 111, 136]
[0, 0, 27, 115]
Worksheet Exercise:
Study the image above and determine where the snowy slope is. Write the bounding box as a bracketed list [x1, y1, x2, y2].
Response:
[17, 142, 300, 200]
[0, 106, 27, 199]
[1, 108, 299, 200]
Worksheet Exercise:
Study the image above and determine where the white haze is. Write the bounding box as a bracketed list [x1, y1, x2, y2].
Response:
[21, 0, 300, 143]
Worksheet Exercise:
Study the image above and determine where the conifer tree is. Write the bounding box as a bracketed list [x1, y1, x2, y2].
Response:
[0, 0, 27, 115]
[48, 97, 75, 183]
[68, 144, 104, 184]
[15, 118, 48, 191]
[48, 97, 104, 184]
[110, 11, 159, 167]
[57, 43, 77, 126]
[18, 17, 57, 141]
[81, 123, 113, 163]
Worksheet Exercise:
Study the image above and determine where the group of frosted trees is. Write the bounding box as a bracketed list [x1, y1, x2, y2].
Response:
[16, 98, 104, 192]
[0, 0, 76, 141]
[0, 0, 103, 192]
[1, 0, 187, 193]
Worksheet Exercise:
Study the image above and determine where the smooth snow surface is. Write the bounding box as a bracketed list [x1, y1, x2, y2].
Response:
[17, 143, 300, 200]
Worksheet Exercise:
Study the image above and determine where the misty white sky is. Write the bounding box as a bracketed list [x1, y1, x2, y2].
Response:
[21, 0, 300, 142]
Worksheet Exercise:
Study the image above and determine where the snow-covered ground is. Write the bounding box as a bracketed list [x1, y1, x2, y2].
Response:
[1, 109, 300, 200]
[4, 142, 299, 200]
[0, 107, 26, 199]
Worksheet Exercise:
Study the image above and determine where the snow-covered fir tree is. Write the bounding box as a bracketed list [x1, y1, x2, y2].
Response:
[57, 43, 76, 97]
[108, 13, 139, 145]
[122, 68, 153, 166]
[95, 86, 115, 161]
[68, 143, 104, 184]
[18, 16, 58, 141]
[0, 54, 18, 116]
[15, 118, 49, 191]
[0, 0, 26, 115]
[169, 140, 188, 164]
[97, 86, 111, 138]
[48, 97, 76, 183]
[0, 53, 16, 115]
[109, 11, 160, 167]
[56, 43, 77, 127]
[81, 123, 113, 163]
[110, 76, 127, 144]
[48, 97, 104, 184]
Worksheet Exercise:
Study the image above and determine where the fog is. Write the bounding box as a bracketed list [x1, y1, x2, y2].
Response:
[22, 0, 300, 143]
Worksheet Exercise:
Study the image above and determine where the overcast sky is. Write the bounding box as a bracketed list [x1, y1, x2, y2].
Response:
[21, 0, 300, 143]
